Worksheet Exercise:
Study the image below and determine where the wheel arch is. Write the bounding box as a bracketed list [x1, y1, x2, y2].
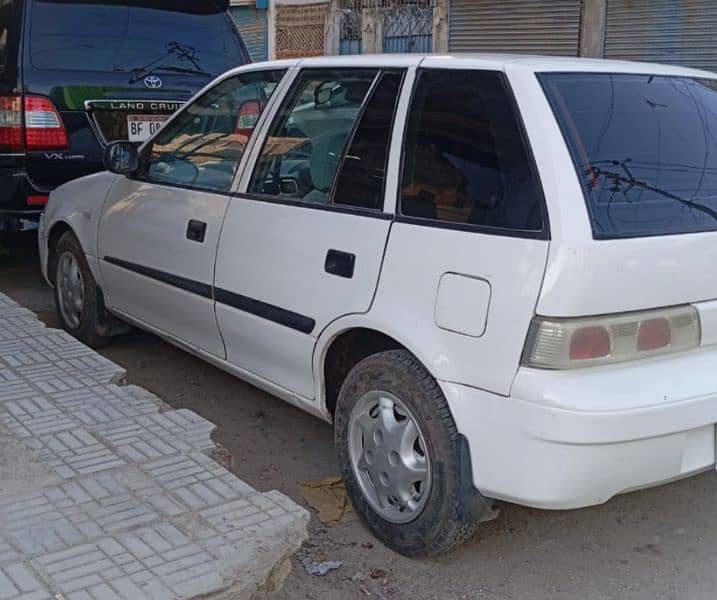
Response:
[315, 317, 439, 420]
[46, 221, 76, 285]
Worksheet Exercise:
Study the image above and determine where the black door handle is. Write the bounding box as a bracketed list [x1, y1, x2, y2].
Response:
[325, 249, 355, 279]
[186, 219, 207, 243]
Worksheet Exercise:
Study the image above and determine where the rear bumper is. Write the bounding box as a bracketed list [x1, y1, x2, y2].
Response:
[0, 167, 52, 220]
[442, 347, 717, 510]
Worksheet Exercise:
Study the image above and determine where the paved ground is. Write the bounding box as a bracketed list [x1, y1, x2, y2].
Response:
[4, 232, 717, 600]
[0, 274, 307, 599]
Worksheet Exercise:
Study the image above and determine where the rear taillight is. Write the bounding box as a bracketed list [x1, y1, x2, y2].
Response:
[24, 96, 69, 150]
[236, 100, 262, 138]
[0, 96, 23, 151]
[522, 305, 701, 369]
[0, 95, 69, 152]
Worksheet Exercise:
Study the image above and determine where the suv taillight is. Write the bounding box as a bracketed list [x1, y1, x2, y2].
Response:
[0, 95, 69, 152]
[522, 305, 701, 369]
[0, 96, 24, 151]
[24, 96, 69, 150]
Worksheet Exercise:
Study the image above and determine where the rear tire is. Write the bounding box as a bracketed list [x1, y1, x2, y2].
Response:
[334, 349, 493, 557]
[52, 232, 111, 348]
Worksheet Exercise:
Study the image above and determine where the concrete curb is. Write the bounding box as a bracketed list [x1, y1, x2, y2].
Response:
[0, 293, 309, 600]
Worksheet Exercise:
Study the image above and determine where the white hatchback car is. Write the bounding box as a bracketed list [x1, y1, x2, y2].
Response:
[39, 54, 717, 557]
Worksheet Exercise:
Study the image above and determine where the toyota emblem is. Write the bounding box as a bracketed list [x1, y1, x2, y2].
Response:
[144, 76, 163, 89]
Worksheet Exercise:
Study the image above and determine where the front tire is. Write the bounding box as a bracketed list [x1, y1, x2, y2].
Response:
[52, 232, 110, 348]
[335, 349, 494, 557]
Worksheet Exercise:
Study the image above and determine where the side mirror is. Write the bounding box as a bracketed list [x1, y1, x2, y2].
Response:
[103, 141, 139, 175]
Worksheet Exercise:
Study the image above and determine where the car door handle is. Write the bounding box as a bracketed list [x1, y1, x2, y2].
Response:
[186, 219, 207, 243]
[325, 249, 355, 279]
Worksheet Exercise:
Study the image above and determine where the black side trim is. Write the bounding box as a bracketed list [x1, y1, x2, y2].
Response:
[103, 257, 317, 334]
[103, 257, 213, 299]
[394, 214, 549, 240]
[231, 192, 394, 220]
[214, 288, 316, 334]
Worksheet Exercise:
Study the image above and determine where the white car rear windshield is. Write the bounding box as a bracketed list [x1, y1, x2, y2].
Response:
[540, 72, 717, 238]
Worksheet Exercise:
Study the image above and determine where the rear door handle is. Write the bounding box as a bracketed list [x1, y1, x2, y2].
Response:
[325, 249, 355, 279]
[186, 219, 207, 243]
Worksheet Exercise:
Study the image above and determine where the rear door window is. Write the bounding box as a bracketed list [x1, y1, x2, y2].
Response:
[332, 71, 404, 211]
[248, 68, 379, 205]
[29, 0, 245, 74]
[541, 73, 717, 238]
[399, 69, 545, 235]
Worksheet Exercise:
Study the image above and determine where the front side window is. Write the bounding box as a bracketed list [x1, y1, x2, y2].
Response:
[400, 69, 545, 233]
[143, 70, 285, 192]
[248, 69, 380, 205]
[540, 73, 717, 238]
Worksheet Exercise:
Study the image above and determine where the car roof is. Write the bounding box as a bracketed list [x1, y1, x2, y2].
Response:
[238, 53, 716, 80]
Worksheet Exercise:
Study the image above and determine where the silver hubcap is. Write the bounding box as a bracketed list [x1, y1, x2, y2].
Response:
[56, 251, 84, 329]
[348, 391, 431, 523]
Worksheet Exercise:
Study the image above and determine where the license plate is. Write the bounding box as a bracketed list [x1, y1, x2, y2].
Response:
[127, 115, 169, 142]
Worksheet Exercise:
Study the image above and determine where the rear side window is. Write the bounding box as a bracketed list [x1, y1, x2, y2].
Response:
[400, 69, 545, 234]
[0, 0, 21, 88]
[29, 0, 245, 74]
[541, 73, 717, 238]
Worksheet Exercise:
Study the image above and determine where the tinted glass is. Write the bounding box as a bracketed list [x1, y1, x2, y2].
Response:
[541, 73, 717, 238]
[30, 0, 245, 73]
[400, 69, 544, 232]
[144, 70, 284, 192]
[0, 0, 21, 87]
[249, 69, 378, 205]
[333, 71, 404, 211]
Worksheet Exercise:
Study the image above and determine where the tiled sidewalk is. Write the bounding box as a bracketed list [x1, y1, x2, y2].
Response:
[0, 293, 308, 600]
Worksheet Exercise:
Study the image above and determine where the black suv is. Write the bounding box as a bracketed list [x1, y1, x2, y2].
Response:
[0, 0, 249, 229]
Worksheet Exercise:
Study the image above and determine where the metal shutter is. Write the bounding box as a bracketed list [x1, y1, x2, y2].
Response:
[448, 0, 582, 56]
[605, 1, 717, 72]
[231, 6, 268, 62]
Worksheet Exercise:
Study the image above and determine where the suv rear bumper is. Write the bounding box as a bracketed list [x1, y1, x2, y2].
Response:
[441, 348, 717, 510]
[0, 167, 52, 221]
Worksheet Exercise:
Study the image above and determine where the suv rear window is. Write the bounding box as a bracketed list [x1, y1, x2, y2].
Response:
[541, 73, 717, 238]
[30, 0, 245, 74]
[0, 0, 21, 88]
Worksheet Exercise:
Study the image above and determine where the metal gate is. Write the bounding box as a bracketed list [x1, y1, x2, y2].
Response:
[448, 0, 582, 56]
[604, 0, 717, 72]
[383, 1, 434, 54]
[338, 0, 362, 55]
[231, 5, 268, 62]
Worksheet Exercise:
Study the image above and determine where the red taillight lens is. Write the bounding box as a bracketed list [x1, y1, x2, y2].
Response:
[637, 318, 671, 351]
[0, 96, 24, 151]
[0, 95, 69, 152]
[569, 326, 611, 360]
[236, 100, 262, 138]
[24, 95, 69, 150]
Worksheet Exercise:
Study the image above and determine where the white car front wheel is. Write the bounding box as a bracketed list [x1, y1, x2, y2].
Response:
[52, 231, 110, 348]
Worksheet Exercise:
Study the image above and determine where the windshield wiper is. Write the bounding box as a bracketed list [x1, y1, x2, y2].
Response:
[144, 65, 211, 77]
[589, 160, 717, 222]
[126, 41, 205, 84]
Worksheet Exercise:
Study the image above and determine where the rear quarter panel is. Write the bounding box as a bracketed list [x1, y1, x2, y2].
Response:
[351, 223, 549, 395]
